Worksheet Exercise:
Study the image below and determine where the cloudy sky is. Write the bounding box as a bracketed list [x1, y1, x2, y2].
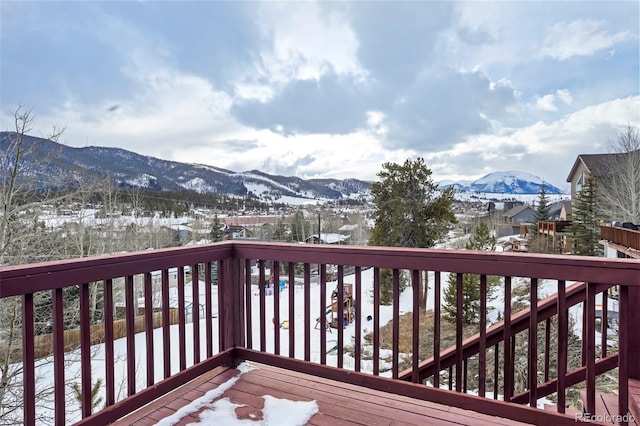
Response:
[1, 1, 638, 190]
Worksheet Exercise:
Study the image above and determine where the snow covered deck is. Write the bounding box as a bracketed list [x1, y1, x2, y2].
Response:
[113, 361, 558, 426]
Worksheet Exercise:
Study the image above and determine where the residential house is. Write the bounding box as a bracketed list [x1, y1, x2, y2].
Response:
[222, 224, 251, 240]
[560, 200, 572, 220]
[502, 205, 536, 224]
[305, 233, 350, 244]
[566, 150, 639, 200]
[567, 151, 639, 259]
[338, 224, 366, 245]
[549, 201, 564, 220]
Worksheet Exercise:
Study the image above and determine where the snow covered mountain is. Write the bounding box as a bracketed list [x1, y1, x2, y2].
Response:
[440, 171, 565, 194]
[0, 132, 371, 202]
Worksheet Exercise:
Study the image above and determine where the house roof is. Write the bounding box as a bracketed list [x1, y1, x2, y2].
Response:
[503, 205, 534, 218]
[566, 150, 640, 182]
[305, 233, 350, 244]
[561, 200, 572, 214]
[548, 200, 565, 216]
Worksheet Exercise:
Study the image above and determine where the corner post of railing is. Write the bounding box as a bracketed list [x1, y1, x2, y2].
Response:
[628, 285, 640, 380]
[220, 244, 245, 358]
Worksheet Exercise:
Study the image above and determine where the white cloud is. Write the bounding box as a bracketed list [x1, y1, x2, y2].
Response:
[535, 89, 573, 111]
[233, 2, 368, 102]
[539, 19, 633, 61]
[555, 89, 573, 105]
[536, 94, 558, 111]
[365, 111, 387, 136]
[428, 96, 640, 187]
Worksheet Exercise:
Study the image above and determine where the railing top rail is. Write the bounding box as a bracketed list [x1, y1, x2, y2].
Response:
[232, 240, 640, 286]
[601, 224, 640, 235]
[0, 242, 233, 298]
[2, 240, 639, 299]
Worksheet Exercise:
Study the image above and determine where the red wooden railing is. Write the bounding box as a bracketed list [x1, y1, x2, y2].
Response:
[601, 225, 640, 253]
[1, 241, 639, 425]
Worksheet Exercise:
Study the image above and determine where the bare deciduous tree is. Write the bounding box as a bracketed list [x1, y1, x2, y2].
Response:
[0, 108, 68, 424]
[598, 125, 640, 223]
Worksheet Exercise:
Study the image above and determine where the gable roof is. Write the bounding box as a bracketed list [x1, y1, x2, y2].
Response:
[548, 200, 565, 216]
[503, 205, 534, 218]
[305, 233, 350, 244]
[567, 150, 640, 182]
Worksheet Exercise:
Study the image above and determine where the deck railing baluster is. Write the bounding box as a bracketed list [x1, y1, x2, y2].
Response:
[619, 285, 629, 423]
[144, 272, 154, 386]
[544, 317, 550, 383]
[557, 280, 567, 414]
[53, 287, 65, 423]
[337, 264, 345, 369]
[258, 259, 266, 352]
[586, 282, 596, 416]
[503, 276, 513, 401]
[161, 270, 170, 379]
[529, 278, 538, 407]
[412, 269, 420, 383]
[78, 284, 98, 413]
[205, 262, 213, 358]
[177, 268, 186, 370]
[434, 271, 441, 388]
[463, 358, 468, 393]
[510, 335, 516, 398]
[354, 266, 362, 372]
[273, 260, 280, 356]
[125, 275, 136, 395]
[479, 274, 487, 397]
[392, 268, 400, 379]
[493, 343, 499, 400]
[373, 267, 380, 376]
[288, 262, 296, 358]
[320, 264, 327, 365]
[22, 293, 35, 426]
[455, 273, 463, 392]
[104, 278, 116, 404]
[304, 263, 311, 361]
[191, 264, 200, 364]
[245, 259, 253, 349]
[601, 289, 608, 358]
[582, 297, 587, 367]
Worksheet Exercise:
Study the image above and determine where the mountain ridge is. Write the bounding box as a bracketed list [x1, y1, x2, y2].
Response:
[0, 132, 370, 202]
[439, 170, 565, 194]
[1, 132, 566, 201]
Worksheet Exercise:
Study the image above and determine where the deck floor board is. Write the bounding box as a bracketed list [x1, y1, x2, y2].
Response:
[114, 362, 532, 425]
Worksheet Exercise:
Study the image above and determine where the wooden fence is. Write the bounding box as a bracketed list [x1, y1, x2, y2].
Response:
[10, 308, 180, 362]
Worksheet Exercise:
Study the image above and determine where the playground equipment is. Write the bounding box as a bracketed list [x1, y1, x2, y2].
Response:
[330, 283, 355, 329]
[315, 283, 355, 330]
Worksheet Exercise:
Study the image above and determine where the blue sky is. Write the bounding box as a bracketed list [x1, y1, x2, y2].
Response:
[1, 1, 638, 189]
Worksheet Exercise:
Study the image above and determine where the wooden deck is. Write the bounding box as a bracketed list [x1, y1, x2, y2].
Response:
[115, 362, 534, 426]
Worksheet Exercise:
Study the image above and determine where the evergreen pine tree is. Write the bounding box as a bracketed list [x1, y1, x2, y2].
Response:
[569, 176, 602, 256]
[530, 184, 553, 252]
[72, 379, 104, 412]
[534, 184, 552, 223]
[465, 221, 496, 251]
[370, 158, 456, 305]
[443, 222, 499, 324]
[210, 214, 224, 242]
